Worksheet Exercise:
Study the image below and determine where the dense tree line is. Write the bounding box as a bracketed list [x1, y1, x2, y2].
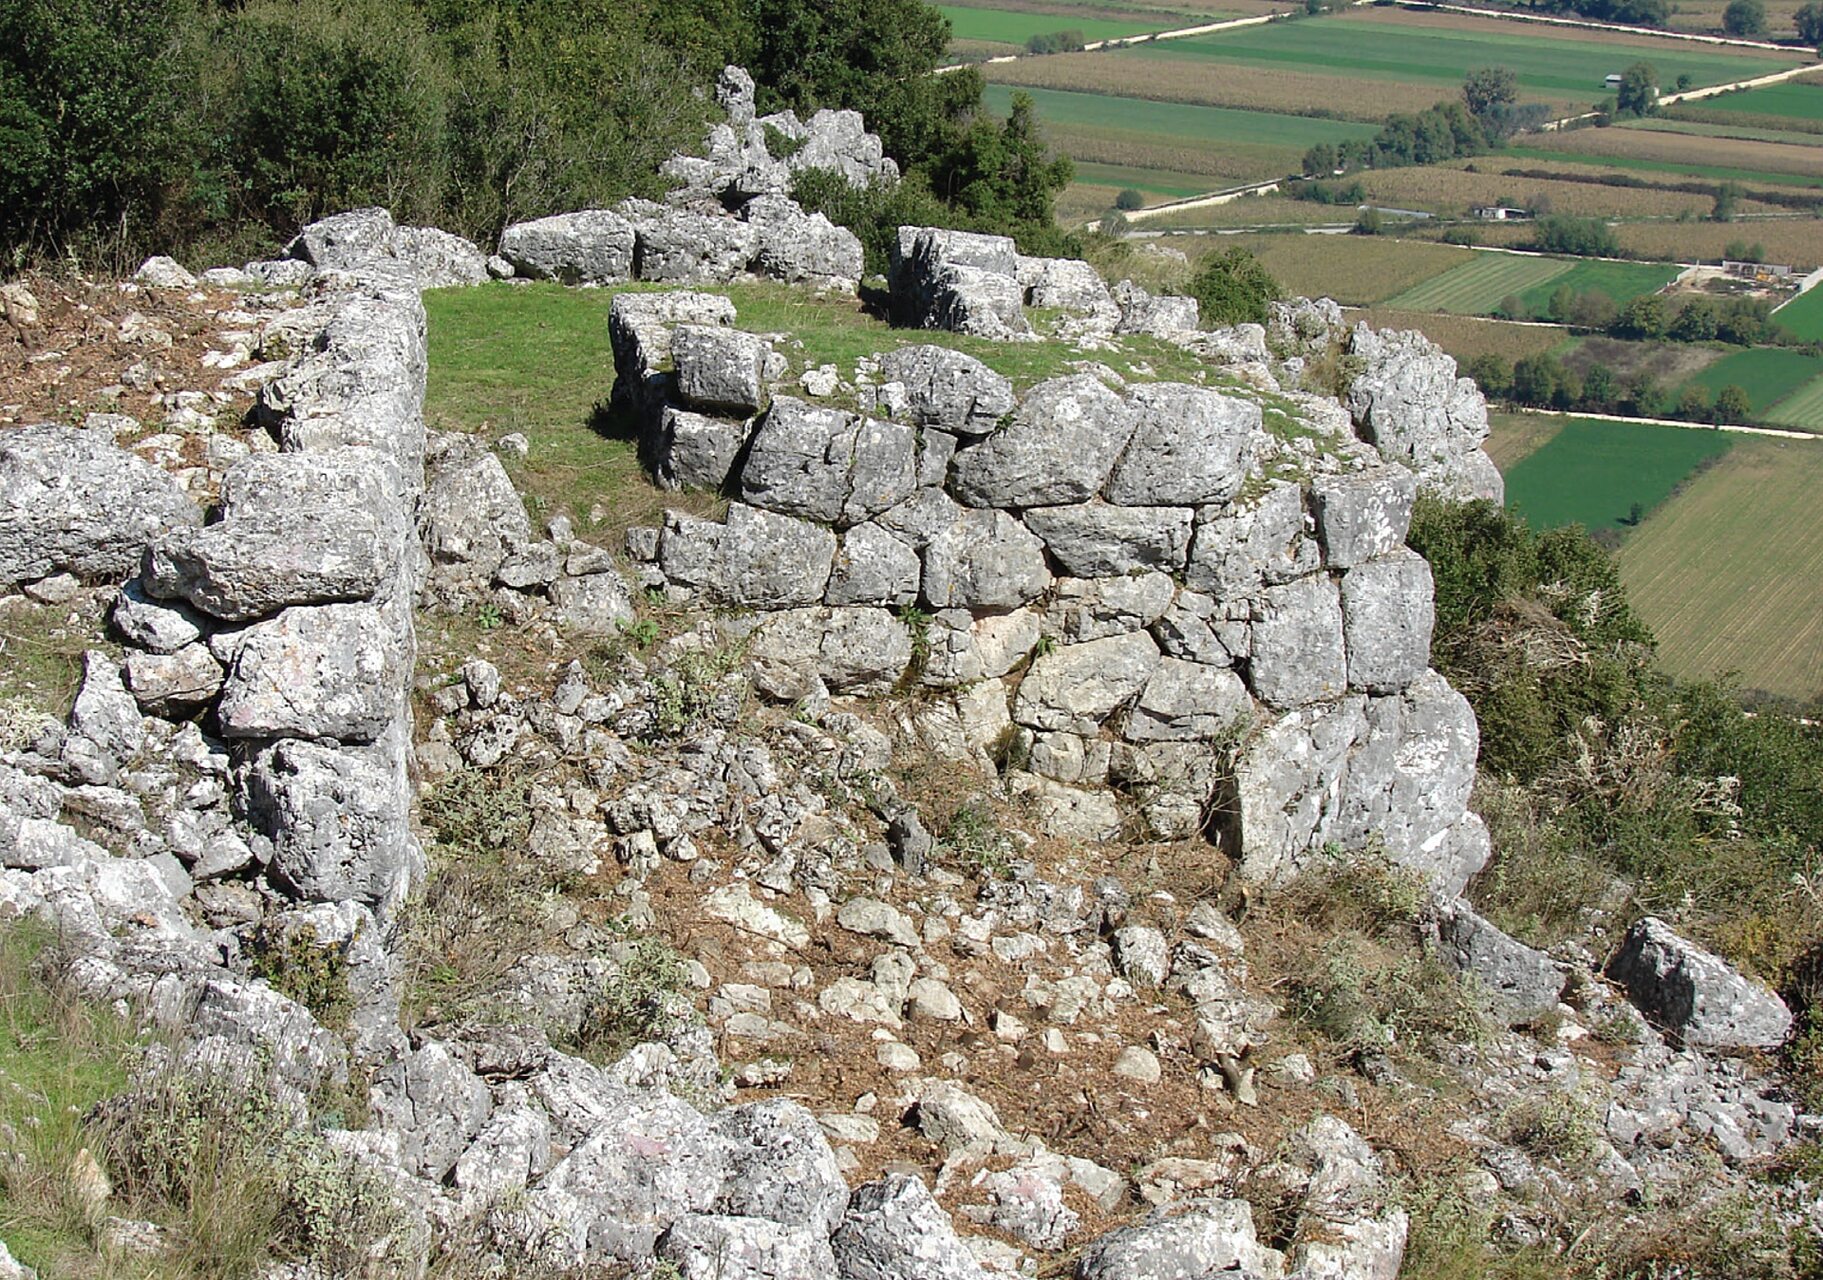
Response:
[0, 0, 1074, 267]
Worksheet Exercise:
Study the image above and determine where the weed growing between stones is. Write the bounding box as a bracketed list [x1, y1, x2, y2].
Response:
[246, 922, 356, 1033]
[941, 801, 1017, 880]
[647, 642, 748, 740]
[575, 935, 694, 1065]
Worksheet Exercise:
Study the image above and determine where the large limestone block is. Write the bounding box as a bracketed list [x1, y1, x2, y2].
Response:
[1076, 1200, 1284, 1280]
[259, 291, 428, 468]
[949, 375, 1134, 508]
[633, 209, 760, 284]
[879, 346, 1015, 437]
[743, 196, 865, 289]
[920, 608, 1042, 688]
[1247, 576, 1347, 709]
[652, 407, 751, 493]
[247, 734, 419, 906]
[1014, 632, 1160, 734]
[1608, 916, 1793, 1049]
[287, 207, 394, 270]
[672, 325, 770, 416]
[217, 602, 408, 741]
[609, 290, 738, 418]
[1185, 484, 1316, 598]
[741, 398, 914, 527]
[1311, 467, 1417, 569]
[144, 510, 390, 622]
[1430, 900, 1565, 1026]
[1232, 695, 1369, 887]
[1346, 325, 1502, 503]
[1042, 573, 1176, 643]
[747, 607, 912, 698]
[1106, 383, 1258, 507]
[831, 1174, 990, 1280]
[0, 425, 202, 589]
[826, 523, 920, 607]
[1022, 503, 1193, 578]
[922, 510, 1050, 611]
[1125, 659, 1252, 743]
[1339, 549, 1434, 694]
[420, 434, 532, 586]
[499, 210, 636, 283]
[710, 1098, 851, 1233]
[658, 1215, 838, 1280]
[660, 505, 835, 608]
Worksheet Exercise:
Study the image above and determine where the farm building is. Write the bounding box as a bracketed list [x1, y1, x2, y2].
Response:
[1473, 205, 1532, 221]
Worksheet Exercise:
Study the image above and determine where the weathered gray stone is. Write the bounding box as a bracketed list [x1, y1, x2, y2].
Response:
[1346, 325, 1502, 503]
[217, 603, 407, 741]
[387, 224, 491, 287]
[741, 399, 915, 527]
[1112, 281, 1201, 337]
[1043, 573, 1176, 643]
[286, 207, 394, 270]
[660, 506, 836, 608]
[950, 376, 1134, 508]
[712, 1098, 850, 1233]
[1311, 467, 1418, 569]
[1125, 659, 1252, 742]
[826, 524, 919, 607]
[1608, 916, 1793, 1049]
[633, 209, 760, 284]
[0, 425, 201, 589]
[1339, 550, 1434, 694]
[551, 571, 636, 636]
[878, 346, 1015, 437]
[500, 210, 636, 284]
[610, 289, 739, 422]
[144, 510, 390, 622]
[247, 732, 418, 906]
[653, 407, 751, 493]
[742, 196, 865, 289]
[258, 288, 428, 468]
[1232, 695, 1369, 887]
[370, 1041, 493, 1183]
[783, 107, 900, 188]
[747, 608, 911, 698]
[658, 1214, 839, 1280]
[135, 255, 197, 289]
[1247, 576, 1347, 709]
[831, 1175, 988, 1280]
[1019, 255, 1117, 317]
[1106, 384, 1257, 507]
[673, 325, 770, 415]
[420, 434, 532, 588]
[1075, 1200, 1282, 1280]
[1185, 484, 1316, 598]
[1015, 632, 1161, 734]
[62, 651, 145, 783]
[122, 645, 224, 714]
[1430, 900, 1565, 1025]
[1022, 504, 1193, 578]
[922, 510, 1049, 610]
[111, 582, 205, 654]
[920, 608, 1042, 687]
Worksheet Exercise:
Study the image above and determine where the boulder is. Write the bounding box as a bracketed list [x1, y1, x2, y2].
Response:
[1019, 255, 1117, 318]
[747, 608, 911, 698]
[1185, 484, 1316, 598]
[247, 734, 419, 906]
[711, 1098, 850, 1233]
[286, 207, 395, 270]
[1112, 281, 1200, 337]
[1608, 916, 1793, 1049]
[551, 571, 636, 636]
[257, 290, 428, 469]
[1023, 503, 1193, 578]
[949, 375, 1134, 508]
[922, 509, 1050, 610]
[135, 256, 196, 289]
[1042, 573, 1176, 643]
[742, 196, 865, 289]
[830, 1175, 989, 1280]
[216, 603, 408, 742]
[657, 1215, 838, 1280]
[741, 399, 915, 527]
[1106, 384, 1257, 507]
[388, 225, 490, 288]
[0, 425, 202, 590]
[1346, 325, 1502, 503]
[1125, 659, 1252, 743]
[122, 645, 225, 714]
[1015, 633, 1161, 734]
[1429, 900, 1565, 1026]
[144, 509, 391, 622]
[111, 582, 205, 654]
[609, 290, 739, 422]
[826, 524, 920, 607]
[877, 346, 1014, 437]
[1338, 550, 1434, 695]
[1075, 1200, 1282, 1280]
[1247, 575, 1347, 709]
[1311, 467, 1418, 569]
[673, 325, 771, 416]
[891, 228, 1031, 339]
[660, 505, 835, 608]
[652, 407, 751, 493]
[784, 107, 901, 189]
[499, 210, 636, 284]
[632, 208, 760, 284]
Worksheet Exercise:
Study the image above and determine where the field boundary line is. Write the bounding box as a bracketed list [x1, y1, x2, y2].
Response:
[937, 8, 1301, 75]
[1509, 404, 1820, 438]
[1402, 2, 1805, 54]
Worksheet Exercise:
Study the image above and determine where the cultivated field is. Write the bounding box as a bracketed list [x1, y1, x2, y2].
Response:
[1699, 78, 1823, 124]
[1354, 162, 1724, 219]
[1502, 417, 1733, 532]
[1528, 124, 1823, 183]
[1774, 284, 1823, 340]
[1385, 252, 1572, 314]
[938, 3, 1175, 46]
[1561, 334, 1727, 386]
[1764, 373, 1823, 427]
[1207, 234, 1471, 304]
[1506, 142, 1823, 189]
[1484, 409, 1564, 469]
[1617, 434, 1823, 697]
[1613, 219, 1823, 269]
[1350, 307, 1573, 364]
[1681, 346, 1823, 414]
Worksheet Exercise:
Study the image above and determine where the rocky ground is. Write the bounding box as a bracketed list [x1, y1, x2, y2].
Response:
[0, 63, 1817, 1280]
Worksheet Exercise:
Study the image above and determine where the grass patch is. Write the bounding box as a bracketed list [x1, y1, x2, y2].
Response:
[1503, 416, 1733, 533]
[0, 597, 104, 730]
[1680, 345, 1823, 415]
[1214, 235, 1472, 306]
[1701, 78, 1823, 124]
[1512, 259, 1683, 316]
[1774, 283, 1823, 341]
[1483, 410, 1565, 472]
[1617, 434, 1823, 698]
[1385, 253, 1574, 315]
[1764, 371, 1823, 429]
[938, 3, 1170, 45]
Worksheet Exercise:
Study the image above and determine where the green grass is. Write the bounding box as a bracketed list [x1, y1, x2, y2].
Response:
[1503, 417, 1733, 532]
[1505, 145, 1823, 190]
[1070, 160, 1227, 198]
[1623, 115, 1823, 147]
[1122, 11, 1794, 99]
[1764, 372, 1823, 429]
[981, 82, 1379, 148]
[938, 3, 1171, 45]
[1385, 253, 1573, 315]
[1680, 346, 1823, 414]
[1774, 284, 1823, 341]
[1701, 80, 1823, 123]
[1512, 259, 1684, 315]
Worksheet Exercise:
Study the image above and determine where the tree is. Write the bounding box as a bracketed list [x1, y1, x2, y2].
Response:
[1114, 188, 1143, 211]
[1628, 372, 1663, 416]
[1712, 183, 1741, 223]
[1617, 62, 1659, 116]
[1723, 0, 1765, 34]
[1582, 363, 1618, 410]
[1677, 384, 1712, 420]
[1463, 66, 1518, 122]
[1671, 298, 1719, 342]
[1533, 213, 1619, 257]
[1714, 383, 1753, 423]
[1353, 206, 1383, 235]
[1302, 142, 1338, 177]
[1466, 354, 1513, 398]
[1614, 293, 1671, 339]
[1512, 354, 1567, 405]
[1185, 247, 1279, 327]
[1546, 283, 1577, 324]
[1570, 290, 1618, 331]
[1798, 0, 1823, 46]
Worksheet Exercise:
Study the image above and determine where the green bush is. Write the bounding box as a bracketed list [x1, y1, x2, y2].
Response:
[1185, 247, 1279, 328]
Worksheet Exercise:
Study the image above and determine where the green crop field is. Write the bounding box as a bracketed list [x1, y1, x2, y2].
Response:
[1384, 253, 1572, 315]
[1774, 285, 1823, 342]
[1765, 374, 1823, 429]
[1681, 347, 1823, 415]
[938, 4, 1171, 46]
[1118, 10, 1794, 101]
[1618, 435, 1823, 697]
[1701, 80, 1823, 123]
[1504, 145, 1823, 190]
[1503, 417, 1733, 532]
[1512, 260, 1684, 315]
[1070, 161, 1224, 198]
[982, 83, 1376, 148]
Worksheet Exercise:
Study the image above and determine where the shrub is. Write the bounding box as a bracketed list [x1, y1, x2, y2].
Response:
[1114, 187, 1144, 212]
[1184, 247, 1279, 328]
[576, 935, 693, 1062]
